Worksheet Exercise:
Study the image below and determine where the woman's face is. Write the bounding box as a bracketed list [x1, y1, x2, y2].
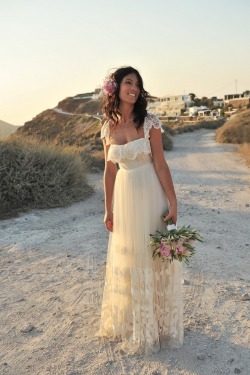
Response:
[119, 73, 141, 104]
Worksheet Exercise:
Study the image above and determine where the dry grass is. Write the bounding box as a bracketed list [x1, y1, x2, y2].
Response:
[216, 110, 250, 144]
[0, 136, 93, 217]
[162, 119, 225, 136]
[238, 143, 250, 166]
[215, 110, 250, 166]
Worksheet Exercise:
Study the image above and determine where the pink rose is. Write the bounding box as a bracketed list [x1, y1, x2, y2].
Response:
[160, 243, 171, 258]
[176, 245, 186, 254]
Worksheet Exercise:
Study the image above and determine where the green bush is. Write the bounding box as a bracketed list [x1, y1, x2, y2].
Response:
[162, 132, 173, 151]
[162, 124, 175, 136]
[199, 119, 225, 130]
[0, 136, 93, 217]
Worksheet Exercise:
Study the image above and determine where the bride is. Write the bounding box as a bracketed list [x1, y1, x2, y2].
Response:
[96, 66, 183, 355]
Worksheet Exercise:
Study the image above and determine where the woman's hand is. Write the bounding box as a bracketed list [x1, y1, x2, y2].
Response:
[163, 203, 177, 224]
[104, 210, 113, 232]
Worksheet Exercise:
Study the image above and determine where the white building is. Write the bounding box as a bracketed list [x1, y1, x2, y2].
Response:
[189, 106, 208, 116]
[213, 99, 224, 107]
[73, 88, 102, 101]
[148, 95, 192, 116]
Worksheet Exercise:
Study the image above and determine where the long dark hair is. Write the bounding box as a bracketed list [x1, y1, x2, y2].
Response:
[103, 66, 150, 130]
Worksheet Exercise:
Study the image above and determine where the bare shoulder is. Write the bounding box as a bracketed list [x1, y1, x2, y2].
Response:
[101, 120, 111, 142]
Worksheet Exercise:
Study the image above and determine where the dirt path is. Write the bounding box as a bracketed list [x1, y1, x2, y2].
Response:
[0, 129, 249, 375]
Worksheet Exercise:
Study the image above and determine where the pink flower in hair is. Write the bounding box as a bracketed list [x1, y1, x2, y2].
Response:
[103, 77, 117, 96]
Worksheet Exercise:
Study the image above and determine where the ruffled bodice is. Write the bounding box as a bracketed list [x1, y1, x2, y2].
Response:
[101, 113, 164, 165]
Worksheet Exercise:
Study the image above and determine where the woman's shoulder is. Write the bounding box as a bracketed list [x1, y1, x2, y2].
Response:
[145, 112, 163, 131]
[101, 120, 110, 142]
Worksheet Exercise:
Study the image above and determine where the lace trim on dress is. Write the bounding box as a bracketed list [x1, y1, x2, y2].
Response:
[101, 112, 164, 152]
[107, 138, 151, 163]
[144, 112, 164, 139]
[101, 121, 110, 145]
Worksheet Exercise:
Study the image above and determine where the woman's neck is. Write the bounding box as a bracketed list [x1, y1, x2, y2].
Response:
[118, 102, 134, 123]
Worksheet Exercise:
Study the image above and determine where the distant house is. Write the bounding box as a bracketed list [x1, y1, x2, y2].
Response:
[92, 88, 102, 100]
[224, 91, 250, 110]
[197, 109, 220, 119]
[74, 88, 102, 101]
[148, 95, 192, 116]
[213, 99, 224, 107]
[224, 93, 244, 102]
[189, 106, 208, 116]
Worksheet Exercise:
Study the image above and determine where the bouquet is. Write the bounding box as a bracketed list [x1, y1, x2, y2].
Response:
[149, 213, 203, 265]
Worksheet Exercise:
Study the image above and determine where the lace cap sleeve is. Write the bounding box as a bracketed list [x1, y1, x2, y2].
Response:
[144, 112, 164, 139]
[101, 121, 110, 145]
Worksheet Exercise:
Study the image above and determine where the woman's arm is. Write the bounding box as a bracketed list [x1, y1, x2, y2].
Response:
[102, 139, 117, 232]
[150, 127, 178, 224]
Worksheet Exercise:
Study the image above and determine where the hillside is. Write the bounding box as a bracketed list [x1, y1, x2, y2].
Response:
[16, 94, 103, 154]
[216, 109, 250, 144]
[16, 110, 102, 151]
[0, 120, 20, 138]
[216, 109, 250, 165]
[57, 95, 102, 115]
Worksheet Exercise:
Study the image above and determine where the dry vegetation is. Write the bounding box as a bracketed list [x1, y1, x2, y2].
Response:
[163, 118, 225, 134]
[238, 143, 250, 165]
[16, 110, 102, 149]
[216, 109, 250, 165]
[0, 136, 93, 218]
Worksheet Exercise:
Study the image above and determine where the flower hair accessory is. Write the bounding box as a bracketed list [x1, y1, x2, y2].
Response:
[103, 76, 117, 96]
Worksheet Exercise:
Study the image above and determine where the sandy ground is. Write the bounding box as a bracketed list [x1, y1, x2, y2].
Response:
[0, 129, 249, 375]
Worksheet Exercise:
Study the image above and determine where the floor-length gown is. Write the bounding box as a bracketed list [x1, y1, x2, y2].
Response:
[97, 113, 183, 355]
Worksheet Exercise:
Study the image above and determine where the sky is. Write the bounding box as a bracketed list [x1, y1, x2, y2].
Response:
[1, 0, 250, 125]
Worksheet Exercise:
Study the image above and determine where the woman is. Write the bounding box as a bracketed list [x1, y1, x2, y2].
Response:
[97, 66, 183, 355]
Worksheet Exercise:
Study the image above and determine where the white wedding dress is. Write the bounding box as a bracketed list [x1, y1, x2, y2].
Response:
[97, 113, 183, 355]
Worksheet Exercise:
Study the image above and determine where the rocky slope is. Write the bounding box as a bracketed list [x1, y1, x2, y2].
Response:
[15, 95, 103, 153]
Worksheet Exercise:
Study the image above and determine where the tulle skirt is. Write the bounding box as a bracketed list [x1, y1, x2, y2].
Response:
[97, 158, 183, 355]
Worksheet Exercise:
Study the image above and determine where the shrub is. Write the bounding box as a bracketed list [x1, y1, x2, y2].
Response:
[216, 110, 250, 144]
[79, 150, 105, 172]
[238, 143, 250, 166]
[162, 132, 173, 151]
[199, 119, 225, 129]
[0, 136, 93, 217]
[162, 124, 175, 136]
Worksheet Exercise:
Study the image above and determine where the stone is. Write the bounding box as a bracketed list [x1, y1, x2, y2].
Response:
[183, 279, 190, 285]
[197, 354, 205, 360]
[234, 368, 241, 374]
[20, 324, 35, 333]
[241, 293, 250, 301]
[75, 267, 84, 271]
